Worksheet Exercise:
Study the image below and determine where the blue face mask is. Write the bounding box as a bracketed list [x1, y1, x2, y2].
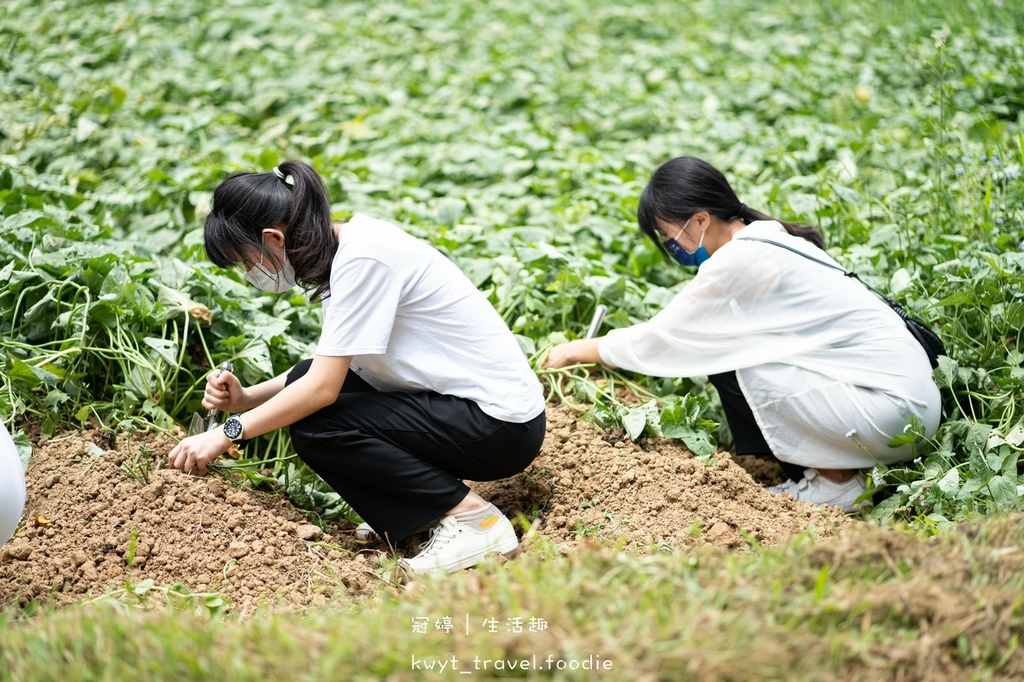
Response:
[663, 218, 710, 268]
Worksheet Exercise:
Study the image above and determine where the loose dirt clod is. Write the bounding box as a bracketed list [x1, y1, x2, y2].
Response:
[1, 405, 851, 613]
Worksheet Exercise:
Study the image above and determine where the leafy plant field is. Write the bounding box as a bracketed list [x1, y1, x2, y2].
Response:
[1, 0, 1024, 678]
[2, 0, 1024, 522]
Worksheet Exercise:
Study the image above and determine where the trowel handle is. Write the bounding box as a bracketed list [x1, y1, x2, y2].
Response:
[205, 361, 234, 429]
[585, 304, 608, 340]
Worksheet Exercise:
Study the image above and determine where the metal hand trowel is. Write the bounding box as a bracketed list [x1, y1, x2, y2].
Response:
[188, 361, 234, 436]
[586, 304, 607, 339]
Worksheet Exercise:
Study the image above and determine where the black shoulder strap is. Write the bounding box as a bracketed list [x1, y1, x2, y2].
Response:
[735, 236, 908, 317]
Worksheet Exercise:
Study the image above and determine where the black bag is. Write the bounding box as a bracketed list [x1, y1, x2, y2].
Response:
[876, 296, 946, 368]
[738, 237, 946, 368]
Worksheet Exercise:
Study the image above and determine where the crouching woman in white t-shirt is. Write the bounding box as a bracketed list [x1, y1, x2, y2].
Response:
[168, 161, 546, 574]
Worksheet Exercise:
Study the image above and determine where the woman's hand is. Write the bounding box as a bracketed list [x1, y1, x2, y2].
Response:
[543, 338, 605, 369]
[203, 369, 247, 414]
[167, 428, 232, 475]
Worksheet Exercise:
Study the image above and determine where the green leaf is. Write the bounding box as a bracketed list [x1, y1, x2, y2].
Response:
[13, 430, 33, 470]
[43, 389, 70, 409]
[133, 578, 156, 595]
[7, 357, 43, 388]
[870, 495, 906, 524]
[234, 341, 275, 383]
[887, 414, 926, 448]
[1005, 423, 1024, 448]
[980, 253, 1010, 278]
[987, 475, 1019, 509]
[662, 424, 716, 461]
[934, 292, 978, 307]
[143, 337, 179, 367]
[936, 467, 960, 495]
[985, 445, 1012, 475]
[933, 356, 958, 389]
[622, 408, 648, 441]
[4, 210, 48, 230]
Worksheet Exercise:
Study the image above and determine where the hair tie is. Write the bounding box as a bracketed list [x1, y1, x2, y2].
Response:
[272, 166, 295, 187]
[735, 203, 751, 223]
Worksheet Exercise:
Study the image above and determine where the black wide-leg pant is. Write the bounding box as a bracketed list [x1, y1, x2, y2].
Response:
[708, 370, 804, 482]
[286, 359, 546, 543]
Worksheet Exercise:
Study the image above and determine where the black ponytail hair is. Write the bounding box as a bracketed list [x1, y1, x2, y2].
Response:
[204, 160, 337, 300]
[637, 156, 825, 258]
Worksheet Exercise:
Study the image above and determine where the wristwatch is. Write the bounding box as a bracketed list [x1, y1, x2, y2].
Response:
[222, 416, 245, 443]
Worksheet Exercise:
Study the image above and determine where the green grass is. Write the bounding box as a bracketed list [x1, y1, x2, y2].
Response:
[3, 516, 1023, 681]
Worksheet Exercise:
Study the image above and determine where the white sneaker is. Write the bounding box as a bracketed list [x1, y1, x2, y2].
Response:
[768, 468, 868, 513]
[400, 513, 520, 574]
[354, 520, 436, 543]
[354, 522, 378, 542]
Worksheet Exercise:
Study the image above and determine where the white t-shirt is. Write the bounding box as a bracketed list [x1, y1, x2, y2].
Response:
[315, 213, 545, 423]
[599, 220, 941, 469]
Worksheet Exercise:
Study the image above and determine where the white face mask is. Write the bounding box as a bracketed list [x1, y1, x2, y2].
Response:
[245, 255, 297, 293]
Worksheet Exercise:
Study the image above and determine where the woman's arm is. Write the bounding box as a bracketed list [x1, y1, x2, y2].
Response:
[544, 338, 611, 369]
[237, 373, 288, 411]
[169, 355, 351, 474]
[203, 370, 288, 414]
[234, 355, 350, 439]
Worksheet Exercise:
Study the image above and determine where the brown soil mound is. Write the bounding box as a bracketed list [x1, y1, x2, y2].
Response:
[0, 431, 376, 615]
[1, 405, 851, 613]
[474, 404, 851, 550]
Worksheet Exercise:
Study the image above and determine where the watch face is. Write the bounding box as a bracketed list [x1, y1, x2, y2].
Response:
[223, 417, 243, 440]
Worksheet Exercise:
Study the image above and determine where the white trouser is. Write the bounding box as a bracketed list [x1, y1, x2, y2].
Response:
[0, 423, 26, 544]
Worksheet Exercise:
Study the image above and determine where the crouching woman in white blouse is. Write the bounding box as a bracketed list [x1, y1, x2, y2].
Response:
[545, 156, 941, 512]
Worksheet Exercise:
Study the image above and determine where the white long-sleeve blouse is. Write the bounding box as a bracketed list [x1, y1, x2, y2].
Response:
[598, 220, 941, 469]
